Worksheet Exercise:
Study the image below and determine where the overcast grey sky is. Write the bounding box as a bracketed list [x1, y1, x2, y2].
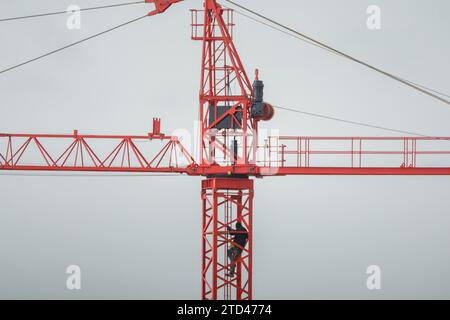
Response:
[0, 0, 449, 299]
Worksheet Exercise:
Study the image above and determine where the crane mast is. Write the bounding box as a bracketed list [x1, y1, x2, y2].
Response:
[1, 0, 450, 300]
[193, 0, 259, 299]
[194, 1, 265, 167]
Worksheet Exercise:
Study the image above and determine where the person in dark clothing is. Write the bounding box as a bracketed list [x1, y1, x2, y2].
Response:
[226, 222, 249, 277]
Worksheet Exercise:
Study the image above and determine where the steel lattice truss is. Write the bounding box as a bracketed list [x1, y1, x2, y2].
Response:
[2, 132, 450, 176]
[202, 179, 253, 300]
[0, 122, 194, 174]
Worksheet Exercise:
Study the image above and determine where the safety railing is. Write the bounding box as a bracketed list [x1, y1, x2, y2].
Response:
[258, 136, 450, 168]
[191, 8, 235, 40]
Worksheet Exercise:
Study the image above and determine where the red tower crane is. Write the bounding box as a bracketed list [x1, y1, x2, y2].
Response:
[1, 0, 450, 300]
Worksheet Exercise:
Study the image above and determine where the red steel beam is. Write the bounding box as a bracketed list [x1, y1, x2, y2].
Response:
[258, 167, 450, 176]
[0, 126, 195, 173]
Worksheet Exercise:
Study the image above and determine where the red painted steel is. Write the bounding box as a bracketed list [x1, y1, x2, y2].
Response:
[202, 178, 253, 300]
[0, 121, 195, 173]
[146, 0, 182, 16]
[1, 0, 450, 301]
[2, 133, 450, 175]
[256, 136, 450, 175]
[191, 2, 257, 167]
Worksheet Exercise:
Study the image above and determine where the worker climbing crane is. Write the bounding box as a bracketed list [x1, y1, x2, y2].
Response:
[1, 0, 450, 300]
